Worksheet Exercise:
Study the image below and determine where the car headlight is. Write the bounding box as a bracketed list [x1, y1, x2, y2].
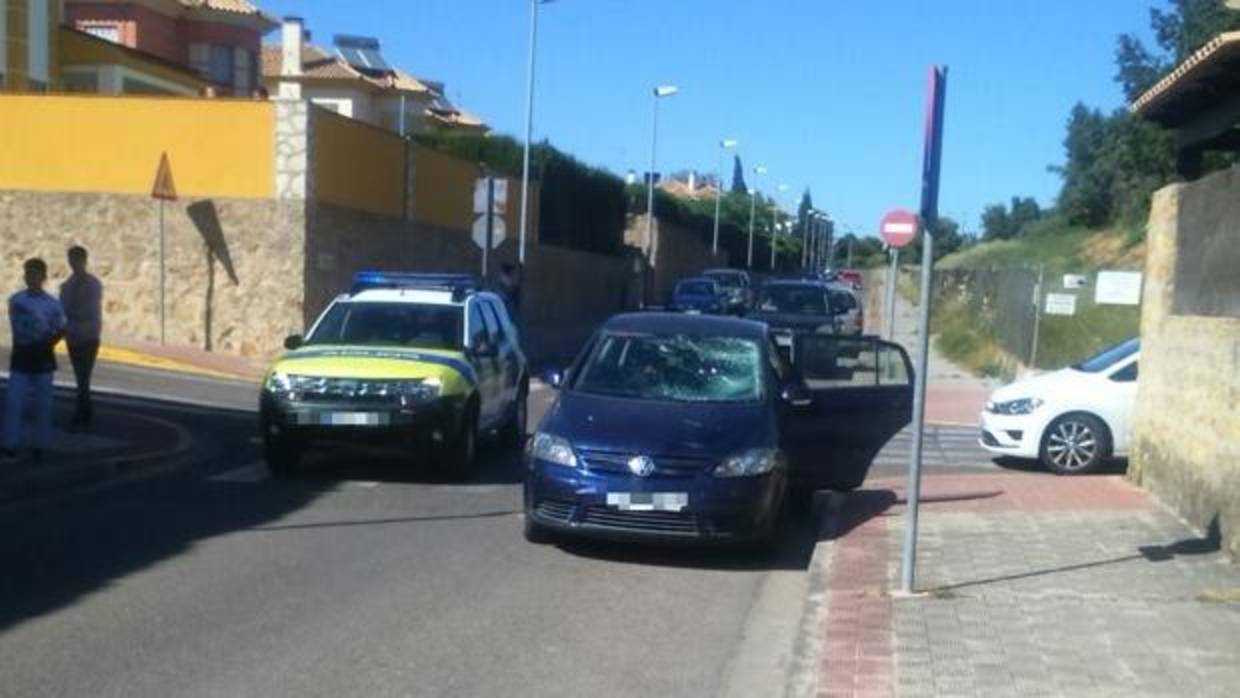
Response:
[527, 432, 578, 468]
[397, 377, 441, 403]
[713, 448, 786, 478]
[987, 397, 1044, 415]
[265, 371, 292, 392]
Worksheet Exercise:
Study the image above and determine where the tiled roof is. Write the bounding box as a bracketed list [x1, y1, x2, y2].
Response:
[1130, 31, 1240, 122]
[179, 0, 266, 16]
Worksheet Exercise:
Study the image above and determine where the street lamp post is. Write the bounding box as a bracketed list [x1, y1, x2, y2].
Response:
[747, 165, 766, 269]
[645, 85, 679, 259]
[519, 0, 557, 266]
[712, 139, 737, 256]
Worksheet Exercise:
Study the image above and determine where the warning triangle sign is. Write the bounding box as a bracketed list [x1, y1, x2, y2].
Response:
[151, 152, 178, 201]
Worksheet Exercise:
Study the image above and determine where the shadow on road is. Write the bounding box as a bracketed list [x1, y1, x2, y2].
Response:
[0, 393, 333, 634]
[554, 509, 819, 573]
[991, 455, 1129, 476]
[279, 437, 524, 486]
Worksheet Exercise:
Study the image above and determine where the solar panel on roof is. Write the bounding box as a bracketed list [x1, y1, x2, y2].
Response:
[360, 49, 390, 71]
[333, 35, 390, 73]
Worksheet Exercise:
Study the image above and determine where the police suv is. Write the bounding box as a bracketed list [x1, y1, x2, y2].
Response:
[260, 273, 528, 476]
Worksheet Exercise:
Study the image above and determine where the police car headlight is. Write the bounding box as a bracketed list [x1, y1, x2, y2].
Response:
[397, 377, 441, 404]
[528, 432, 578, 468]
[713, 448, 786, 478]
[266, 371, 292, 392]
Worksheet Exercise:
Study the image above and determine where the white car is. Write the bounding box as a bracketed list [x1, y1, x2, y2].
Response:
[979, 338, 1139, 474]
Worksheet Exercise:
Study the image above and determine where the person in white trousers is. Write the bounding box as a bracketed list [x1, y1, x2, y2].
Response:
[1, 259, 67, 466]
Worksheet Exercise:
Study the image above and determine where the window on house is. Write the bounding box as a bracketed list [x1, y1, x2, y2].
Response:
[189, 43, 209, 77]
[62, 70, 100, 93]
[78, 22, 121, 43]
[233, 48, 253, 92]
[208, 45, 234, 86]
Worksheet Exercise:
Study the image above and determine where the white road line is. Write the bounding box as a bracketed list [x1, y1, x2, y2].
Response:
[207, 462, 270, 483]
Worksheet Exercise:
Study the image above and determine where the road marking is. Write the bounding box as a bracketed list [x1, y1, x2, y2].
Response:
[207, 462, 269, 483]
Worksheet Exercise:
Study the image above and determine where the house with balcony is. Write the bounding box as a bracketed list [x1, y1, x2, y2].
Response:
[1, 0, 61, 91]
[62, 0, 276, 95]
[262, 16, 487, 136]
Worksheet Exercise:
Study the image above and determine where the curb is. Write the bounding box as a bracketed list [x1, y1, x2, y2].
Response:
[53, 343, 261, 383]
[783, 490, 845, 698]
[0, 410, 197, 512]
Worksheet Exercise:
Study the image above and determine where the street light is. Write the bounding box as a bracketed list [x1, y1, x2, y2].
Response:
[645, 84, 679, 258]
[519, 0, 558, 266]
[712, 138, 738, 256]
[747, 165, 766, 268]
[771, 183, 789, 270]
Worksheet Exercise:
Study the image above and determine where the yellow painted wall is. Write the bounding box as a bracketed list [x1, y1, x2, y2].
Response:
[0, 94, 274, 198]
[311, 106, 406, 218]
[59, 26, 205, 92]
[412, 143, 478, 231]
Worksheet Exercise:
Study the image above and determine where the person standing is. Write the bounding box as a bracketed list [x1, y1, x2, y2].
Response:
[1, 259, 67, 465]
[60, 246, 103, 429]
[498, 263, 522, 324]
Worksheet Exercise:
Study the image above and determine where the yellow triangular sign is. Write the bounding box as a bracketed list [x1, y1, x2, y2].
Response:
[151, 152, 178, 201]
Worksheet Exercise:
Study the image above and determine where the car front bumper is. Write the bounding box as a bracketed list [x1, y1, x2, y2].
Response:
[978, 410, 1042, 459]
[524, 460, 785, 543]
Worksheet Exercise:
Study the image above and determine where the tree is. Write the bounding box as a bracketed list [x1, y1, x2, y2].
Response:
[730, 155, 747, 194]
[981, 204, 1013, 241]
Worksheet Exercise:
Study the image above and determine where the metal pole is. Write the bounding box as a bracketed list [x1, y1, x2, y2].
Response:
[746, 190, 756, 268]
[900, 226, 933, 593]
[1029, 264, 1044, 368]
[712, 148, 724, 256]
[645, 95, 659, 259]
[769, 205, 777, 270]
[886, 248, 899, 340]
[846, 238, 853, 268]
[518, 0, 540, 265]
[159, 199, 166, 346]
[399, 93, 407, 137]
[483, 176, 495, 279]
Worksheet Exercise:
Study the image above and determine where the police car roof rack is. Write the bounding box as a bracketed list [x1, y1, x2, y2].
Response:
[351, 271, 480, 301]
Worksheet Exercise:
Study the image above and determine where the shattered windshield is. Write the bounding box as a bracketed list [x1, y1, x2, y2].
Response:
[574, 333, 763, 403]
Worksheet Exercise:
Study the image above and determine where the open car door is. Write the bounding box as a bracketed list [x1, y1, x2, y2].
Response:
[781, 335, 914, 491]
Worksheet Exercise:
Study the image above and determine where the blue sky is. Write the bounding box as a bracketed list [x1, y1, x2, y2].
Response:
[261, 1, 1157, 236]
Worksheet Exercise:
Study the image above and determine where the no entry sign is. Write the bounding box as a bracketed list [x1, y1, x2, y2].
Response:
[880, 209, 918, 248]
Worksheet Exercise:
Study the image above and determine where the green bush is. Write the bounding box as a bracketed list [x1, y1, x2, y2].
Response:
[413, 132, 627, 256]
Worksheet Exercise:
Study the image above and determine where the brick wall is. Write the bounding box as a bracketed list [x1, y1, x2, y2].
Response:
[1129, 165, 1240, 560]
[626, 214, 728, 306]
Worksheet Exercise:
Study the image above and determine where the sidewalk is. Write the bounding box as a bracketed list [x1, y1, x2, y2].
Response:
[798, 473, 1240, 697]
[0, 398, 192, 505]
[865, 271, 997, 426]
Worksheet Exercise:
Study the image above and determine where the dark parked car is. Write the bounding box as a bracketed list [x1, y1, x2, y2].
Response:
[671, 277, 726, 314]
[523, 313, 913, 547]
[748, 280, 839, 354]
[701, 268, 753, 314]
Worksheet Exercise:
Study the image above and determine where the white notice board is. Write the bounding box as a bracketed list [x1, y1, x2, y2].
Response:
[1095, 271, 1142, 305]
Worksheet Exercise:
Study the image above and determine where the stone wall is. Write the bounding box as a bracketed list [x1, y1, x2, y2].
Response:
[626, 215, 729, 306]
[305, 201, 634, 363]
[1129, 166, 1240, 560]
[0, 190, 305, 358]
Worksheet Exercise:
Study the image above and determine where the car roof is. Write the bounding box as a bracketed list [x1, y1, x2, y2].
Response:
[760, 279, 828, 289]
[702, 268, 748, 276]
[343, 288, 503, 306]
[676, 276, 719, 286]
[603, 312, 768, 340]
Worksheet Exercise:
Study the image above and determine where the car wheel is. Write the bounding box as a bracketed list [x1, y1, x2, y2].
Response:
[1040, 414, 1110, 475]
[503, 386, 529, 447]
[441, 406, 478, 479]
[264, 433, 303, 476]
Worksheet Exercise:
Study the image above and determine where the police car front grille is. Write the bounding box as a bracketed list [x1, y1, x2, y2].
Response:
[290, 377, 408, 405]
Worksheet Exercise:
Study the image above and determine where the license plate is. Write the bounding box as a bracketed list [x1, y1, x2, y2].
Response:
[294, 411, 389, 427]
[606, 492, 688, 512]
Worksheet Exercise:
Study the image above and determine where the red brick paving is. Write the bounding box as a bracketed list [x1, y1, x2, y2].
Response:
[814, 473, 1158, 696]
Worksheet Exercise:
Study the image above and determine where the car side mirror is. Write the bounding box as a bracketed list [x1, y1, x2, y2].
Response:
[542, 368, 566, 389]
[781, 384, 813, 408]
[284, 334, 304, 350]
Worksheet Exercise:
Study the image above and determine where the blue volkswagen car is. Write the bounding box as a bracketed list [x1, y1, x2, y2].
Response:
[670, 277, 726, 314]
[523, 313, 913, 547]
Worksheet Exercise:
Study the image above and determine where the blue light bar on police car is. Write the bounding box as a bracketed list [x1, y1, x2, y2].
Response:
[351, 271, 479, 295]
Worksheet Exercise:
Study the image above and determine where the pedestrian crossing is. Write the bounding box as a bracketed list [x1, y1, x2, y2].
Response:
[872, 424, 997, 470]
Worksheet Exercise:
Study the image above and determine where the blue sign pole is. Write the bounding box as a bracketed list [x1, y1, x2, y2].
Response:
[901, 65, 948, 594]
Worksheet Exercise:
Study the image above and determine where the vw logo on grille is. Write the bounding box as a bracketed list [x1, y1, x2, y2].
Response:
[627, 455, 656, 477]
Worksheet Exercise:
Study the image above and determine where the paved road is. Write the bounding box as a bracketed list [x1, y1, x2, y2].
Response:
[0, 371, 825, 698]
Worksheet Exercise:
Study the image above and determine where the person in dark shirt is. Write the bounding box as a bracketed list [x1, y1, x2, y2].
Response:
[498, 263, 522, 324]
[60, 246, 104, 429]
[1, 259, 67, 465]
